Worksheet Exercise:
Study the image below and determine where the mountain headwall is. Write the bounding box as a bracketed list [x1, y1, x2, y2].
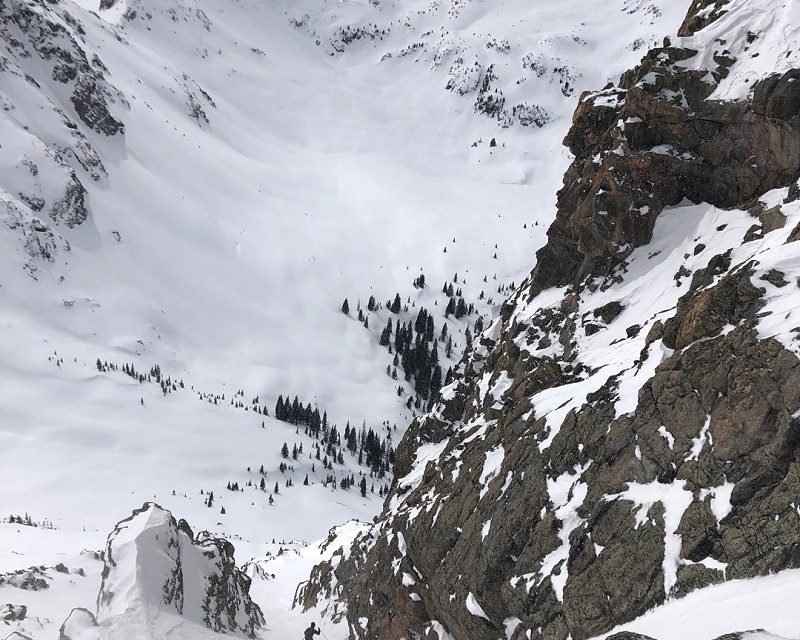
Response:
[300, 2, 800, 638]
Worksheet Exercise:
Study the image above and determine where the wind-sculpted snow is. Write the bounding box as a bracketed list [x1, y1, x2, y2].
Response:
[95, 502, 264, 638]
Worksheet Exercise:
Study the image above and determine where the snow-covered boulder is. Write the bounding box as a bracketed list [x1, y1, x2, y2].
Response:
[58, 608, 99, 640]
[96, 502, 264, 638]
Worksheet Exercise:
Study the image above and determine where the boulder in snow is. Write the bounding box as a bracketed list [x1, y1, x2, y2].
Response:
[97, 502, 264, 638]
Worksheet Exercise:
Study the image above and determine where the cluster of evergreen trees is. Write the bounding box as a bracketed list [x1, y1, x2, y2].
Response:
[442, 280, 476, 319]
[274, 395, 324, 434]
[273, 395, 395, 478]
[377, 306, 448, 403]
[95, 359, 185, 397]
[4, 513, 53, 528]
[343, 422, 394, 476]
[350, 275, 492, 412]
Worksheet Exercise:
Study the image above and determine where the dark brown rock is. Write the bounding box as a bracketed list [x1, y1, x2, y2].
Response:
[605, 633, 658, 640]
[529, 47, 800, 298]
[677, 0, 733, 37]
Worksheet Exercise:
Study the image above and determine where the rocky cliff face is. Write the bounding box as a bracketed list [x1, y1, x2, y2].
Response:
[300, 2, 800, 639]
[0, 0, 126, 277]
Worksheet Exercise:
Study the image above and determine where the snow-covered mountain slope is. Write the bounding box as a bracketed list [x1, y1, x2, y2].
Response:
[0, 0, 694, 637]
[0, 0, 687, 527]
[296, 1, 800, 639]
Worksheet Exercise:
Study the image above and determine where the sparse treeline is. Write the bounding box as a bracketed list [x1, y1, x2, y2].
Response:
[4, 513, 55, 529]
[95, 359, 185, 397]
[94, 358, 276, 415]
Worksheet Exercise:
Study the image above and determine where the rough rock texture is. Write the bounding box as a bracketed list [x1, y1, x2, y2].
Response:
[300, 3, 800, 639]
[0, 0, 125, 136]
[677, 0, 732, 37]
[0, 0, 127, 276]
[0, 604, 28, 623]
[0, 567, 51, 591]
[527, 36, 800, 299]
[97, 502, 264, 638]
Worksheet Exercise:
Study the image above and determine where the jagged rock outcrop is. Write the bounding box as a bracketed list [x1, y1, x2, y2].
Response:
[528, 21, 800, 298]
[0, 0, 127, 276]
[0, 567, 50, 591]
[0, 0, 125, 137]
[300, 2, 800, 639]
[0, 605, 27, 623]
[96, 502, 264, 638]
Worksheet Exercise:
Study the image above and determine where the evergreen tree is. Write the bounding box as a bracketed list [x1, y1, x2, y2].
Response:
[415, 308, 427, 334]
[367, 295, 376, 311]
[360, 476, 367, 497]
[310, 408, 321, 435]
[341, 298, 350, 314]
[281, 442, 289, 458]
[390, 293, 401, 314]
[379, 318, 392, 346]
[430, 365, 443, 398]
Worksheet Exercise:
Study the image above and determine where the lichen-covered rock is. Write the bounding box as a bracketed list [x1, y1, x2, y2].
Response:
[97, 502, 264, 638]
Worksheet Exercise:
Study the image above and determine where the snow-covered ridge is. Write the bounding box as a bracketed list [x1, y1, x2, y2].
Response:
[286, 0, 686, 129]
[677, 0, 800, 101]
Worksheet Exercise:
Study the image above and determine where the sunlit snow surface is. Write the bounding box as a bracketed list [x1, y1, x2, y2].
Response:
[4, 0, 799, 638]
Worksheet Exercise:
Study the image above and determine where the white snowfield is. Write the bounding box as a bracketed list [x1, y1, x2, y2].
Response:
[1, 0, 799, 638]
